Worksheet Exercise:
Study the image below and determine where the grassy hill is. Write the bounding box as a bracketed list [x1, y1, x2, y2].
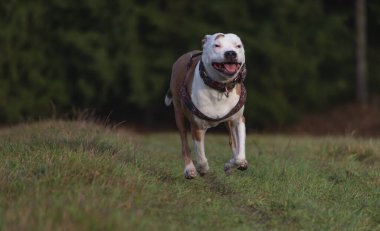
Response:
[1, 120, 380, 230]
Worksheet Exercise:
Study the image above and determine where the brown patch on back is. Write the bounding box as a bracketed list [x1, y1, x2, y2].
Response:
[169, 50, 201, 109]
[176, 52, 201, 122]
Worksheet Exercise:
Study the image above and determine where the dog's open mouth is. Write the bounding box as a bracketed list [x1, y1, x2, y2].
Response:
[212, 62, 241, 75]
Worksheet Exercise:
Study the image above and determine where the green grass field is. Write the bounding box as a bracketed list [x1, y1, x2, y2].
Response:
[1, 120, 380, 230]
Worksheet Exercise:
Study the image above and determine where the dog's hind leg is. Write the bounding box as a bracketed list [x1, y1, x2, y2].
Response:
[174, 108, 197, 179]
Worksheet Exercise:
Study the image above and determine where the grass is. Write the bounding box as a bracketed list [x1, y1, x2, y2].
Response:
[1, 120, 380, 230]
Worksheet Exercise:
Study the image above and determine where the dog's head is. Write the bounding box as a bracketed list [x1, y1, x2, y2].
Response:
[201, 33, 245, 82]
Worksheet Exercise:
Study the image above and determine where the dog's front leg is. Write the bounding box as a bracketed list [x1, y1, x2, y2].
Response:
[224, 116, 248, 174]
[191, 125, 209, 176]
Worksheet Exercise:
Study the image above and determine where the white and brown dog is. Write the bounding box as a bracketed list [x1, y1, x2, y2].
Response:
[165, 33, 248, 179]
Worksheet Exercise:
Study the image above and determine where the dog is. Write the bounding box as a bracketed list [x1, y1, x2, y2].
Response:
[164, 33, 248, 179]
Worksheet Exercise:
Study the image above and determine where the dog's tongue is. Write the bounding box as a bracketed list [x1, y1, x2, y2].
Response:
[224, 63, 238, 73]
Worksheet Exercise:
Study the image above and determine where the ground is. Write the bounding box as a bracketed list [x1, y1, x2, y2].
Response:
[1, 120, 380, 230]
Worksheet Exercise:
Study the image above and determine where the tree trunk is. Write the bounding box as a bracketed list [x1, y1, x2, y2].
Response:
[356, 0, 368, 104]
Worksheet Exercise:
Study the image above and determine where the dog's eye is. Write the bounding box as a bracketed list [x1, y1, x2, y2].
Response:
[214, 44, 221, 48]
[237, 44, 242, 48]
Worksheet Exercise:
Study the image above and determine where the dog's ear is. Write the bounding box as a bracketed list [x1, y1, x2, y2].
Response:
[202, 35, 211, 48]
[214, 33, 225, 40]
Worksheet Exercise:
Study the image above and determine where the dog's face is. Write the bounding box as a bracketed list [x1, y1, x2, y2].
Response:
[201, 33, 245, 81]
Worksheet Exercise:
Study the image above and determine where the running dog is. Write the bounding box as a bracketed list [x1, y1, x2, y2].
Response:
[165, 33, 248, 179]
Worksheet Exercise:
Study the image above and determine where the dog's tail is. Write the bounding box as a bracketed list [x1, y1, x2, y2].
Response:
[164, 89, 173, 106]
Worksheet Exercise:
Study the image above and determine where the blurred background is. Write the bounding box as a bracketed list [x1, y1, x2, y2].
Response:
[1, 0, 379, 135]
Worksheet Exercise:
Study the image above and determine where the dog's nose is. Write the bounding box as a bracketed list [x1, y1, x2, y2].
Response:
[224, 50, 237, 59]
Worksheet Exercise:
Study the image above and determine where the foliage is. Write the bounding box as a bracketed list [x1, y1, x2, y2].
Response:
[0, 0, 379, 127]
[1, 121, 380, 230]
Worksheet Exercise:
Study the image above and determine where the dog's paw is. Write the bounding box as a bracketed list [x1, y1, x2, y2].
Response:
[236, 160, 248, 171]
[184, 165, 197, 179]
[196, 161, 209, 176]
[224, 159, 248, 175]
[184, 169, 197, 179]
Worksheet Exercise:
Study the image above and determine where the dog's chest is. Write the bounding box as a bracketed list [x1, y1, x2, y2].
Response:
[190, 70, 240, 123]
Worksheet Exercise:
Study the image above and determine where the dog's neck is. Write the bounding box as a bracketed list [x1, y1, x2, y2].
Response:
[199, 61, 246, 97]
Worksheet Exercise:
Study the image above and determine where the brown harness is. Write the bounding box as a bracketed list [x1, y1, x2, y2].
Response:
[180, 52, 247, 122]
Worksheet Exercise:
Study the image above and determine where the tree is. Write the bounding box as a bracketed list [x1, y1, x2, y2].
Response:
[356, 0, 368, 104]
[0, 0, 379, 128]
